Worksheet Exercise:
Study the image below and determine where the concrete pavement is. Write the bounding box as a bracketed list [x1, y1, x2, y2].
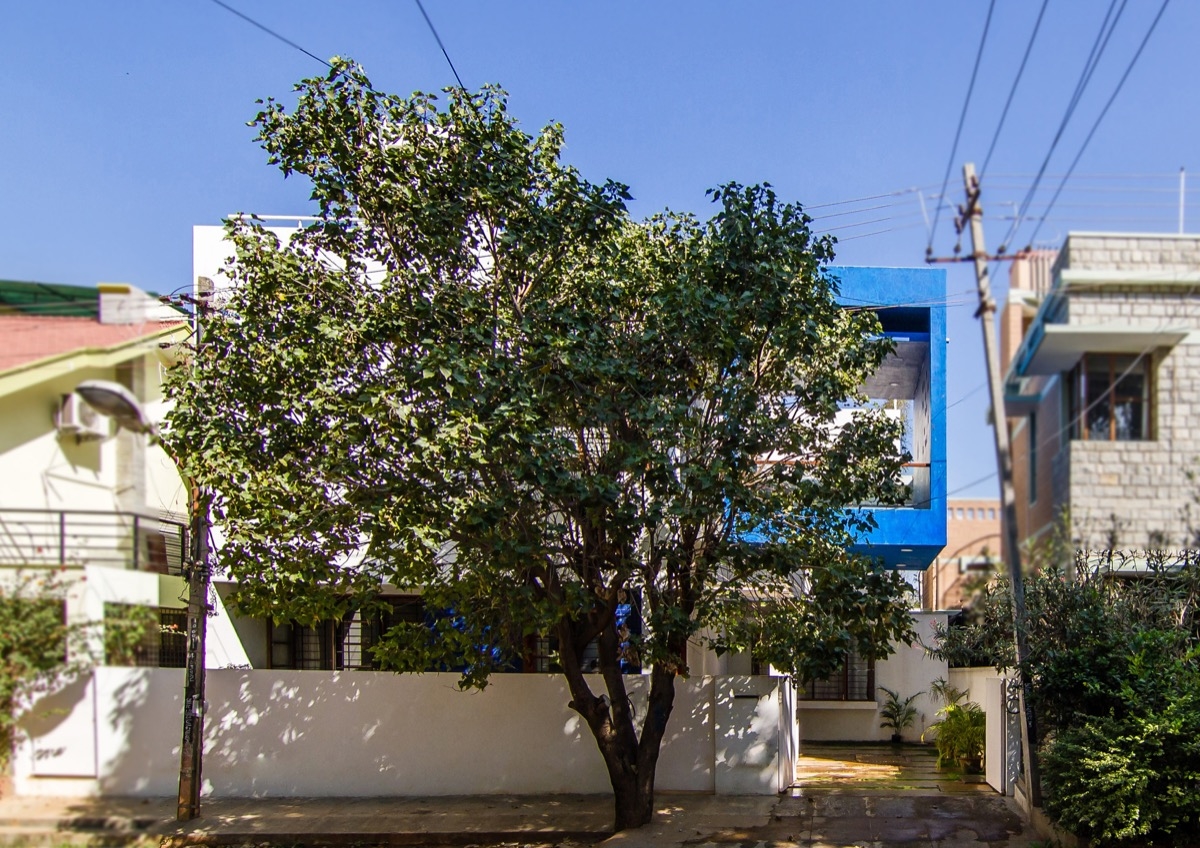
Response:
[0, 790, 1033, 847]
[0, 744, 1037, 846]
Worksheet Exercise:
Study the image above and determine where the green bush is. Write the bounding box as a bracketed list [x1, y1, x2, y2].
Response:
[924, 701, 985, 768]
[1041, 651, 1200, 846]
[929, 553, 1200, 842]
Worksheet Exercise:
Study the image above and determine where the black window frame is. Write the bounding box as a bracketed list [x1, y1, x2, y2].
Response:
[797, 651, 876, 701]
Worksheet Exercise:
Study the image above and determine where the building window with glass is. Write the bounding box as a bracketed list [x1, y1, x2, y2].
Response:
[1065, 353, 1151, 441]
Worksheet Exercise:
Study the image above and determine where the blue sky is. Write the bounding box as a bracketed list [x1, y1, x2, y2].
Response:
[3, 1, 1196, 499]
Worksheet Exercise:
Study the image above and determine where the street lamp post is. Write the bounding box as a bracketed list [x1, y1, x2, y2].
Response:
[176, 493, 210, 821]
[77, 280, 212, 821]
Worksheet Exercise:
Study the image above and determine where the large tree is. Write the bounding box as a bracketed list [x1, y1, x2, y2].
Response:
[165, 60, 915, 830]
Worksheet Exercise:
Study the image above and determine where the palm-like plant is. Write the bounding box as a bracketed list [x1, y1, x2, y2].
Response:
[923, 701, 986, 770]
[878, 686, 922, 742]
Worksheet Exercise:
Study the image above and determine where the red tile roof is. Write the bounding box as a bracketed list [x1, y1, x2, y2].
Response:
[0, 314, 187, 373]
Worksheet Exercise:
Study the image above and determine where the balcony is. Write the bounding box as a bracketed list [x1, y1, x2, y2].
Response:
[833, 266, 947, 570]
[0, 508, 187, 575]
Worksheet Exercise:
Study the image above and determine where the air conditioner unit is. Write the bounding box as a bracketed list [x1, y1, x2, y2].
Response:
[56, 393, 109, 440]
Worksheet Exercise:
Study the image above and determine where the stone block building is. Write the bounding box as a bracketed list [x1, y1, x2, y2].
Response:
[1002, 233, 1200, 556]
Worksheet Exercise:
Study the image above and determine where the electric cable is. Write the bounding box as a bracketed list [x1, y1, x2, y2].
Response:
[809, 201, 915, 221]
[928, 0, 997, 256]
[806, 186, 938, 211]
[946, 381, 988, 411]
[413, 0, 468, 93]
[207, 0, 331, 69]
[1023, 0, 1172, 249]
[998, 0, 1129, 252]
[980, 0, 1050, 179]
[836, 223, 928, 243]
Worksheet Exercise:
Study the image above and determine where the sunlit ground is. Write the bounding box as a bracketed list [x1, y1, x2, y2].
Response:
[794, 742, 990, 793]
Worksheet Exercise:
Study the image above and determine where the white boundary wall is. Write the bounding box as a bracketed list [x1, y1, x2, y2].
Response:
[13, 670, 793, 798]
[796, 612, 950, 743]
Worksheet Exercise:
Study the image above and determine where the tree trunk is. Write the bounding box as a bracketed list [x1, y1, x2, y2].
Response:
[558, 623, 679, 832]
[611, 769, 655, 831]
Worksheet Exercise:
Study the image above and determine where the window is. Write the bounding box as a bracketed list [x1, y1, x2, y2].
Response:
[956, 508, 964, 520]
[797, 651, 876, 701]
[1066, 353, 1151, 441]
[989, 508, 996, 520]
[267, 597, 428, 671]
[261, 596, 646, 675]
[105, 604, 187, 668]
[968, 508, 975, 520]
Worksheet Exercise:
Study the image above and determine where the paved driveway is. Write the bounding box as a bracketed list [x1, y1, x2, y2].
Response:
[677, 744, 1034, 848]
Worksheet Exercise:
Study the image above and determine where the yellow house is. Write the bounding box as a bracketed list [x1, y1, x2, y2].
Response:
[0, 279, 192, 662]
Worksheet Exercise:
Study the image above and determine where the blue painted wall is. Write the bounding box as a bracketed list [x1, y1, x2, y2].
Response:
[833, 266, 947, 570]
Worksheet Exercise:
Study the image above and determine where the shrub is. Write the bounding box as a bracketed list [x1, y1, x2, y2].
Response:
[1041, 646, 1200, 845]
[924, 701, 985, 768]
[1042, 703, 1200, 845]
[929, 552, 1200, 841]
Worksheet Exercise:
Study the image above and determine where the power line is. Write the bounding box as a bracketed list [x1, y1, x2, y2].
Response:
[928, 0, 997, 256]
[1024, 0, 1173, 248]
[809, 200, 916, 222]
[980, 0, 1050, 178]
[207, 0, 331, 69]
[986, 182, 1198, 195]
[839, 288, 983, 311]
[206, 0, 629, 233]
[998, 0, 1129, 252]
[946, 381, 988, 411]
[413, 0, 468, 93]
[823, 214, 924, 234]
[806, 186, 938, 211]
[836, 223, 927, 243]
[993, 200, 1184, 210]
[990, 171, 1195, 181]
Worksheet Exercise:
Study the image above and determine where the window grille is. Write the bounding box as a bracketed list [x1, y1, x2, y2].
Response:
[797, 651, 875, 701]
[105, 604, 187, 668]
[267, 596, 428, 671]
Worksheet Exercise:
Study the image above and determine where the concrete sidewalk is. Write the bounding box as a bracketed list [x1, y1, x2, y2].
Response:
[0, 789, 1034, 847]
[0, 793, 775, 847]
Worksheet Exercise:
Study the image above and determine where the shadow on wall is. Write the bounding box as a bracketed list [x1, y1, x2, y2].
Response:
[83, 669, 761, 797]
[16, 674, 98, 778]
[21, 668, 791, 799]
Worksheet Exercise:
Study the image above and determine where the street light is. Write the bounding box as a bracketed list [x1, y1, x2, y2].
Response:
[76, 376, 211, 821]
[75, 380, 156, 435]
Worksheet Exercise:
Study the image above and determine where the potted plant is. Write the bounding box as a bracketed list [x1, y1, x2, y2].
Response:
[878, 686, 922, 743]
[923, 701, 986, 773]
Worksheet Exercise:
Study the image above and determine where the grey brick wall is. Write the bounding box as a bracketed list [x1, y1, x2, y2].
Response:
[1059, 233, 1200, 273]
[1050, 234, 1200, 549]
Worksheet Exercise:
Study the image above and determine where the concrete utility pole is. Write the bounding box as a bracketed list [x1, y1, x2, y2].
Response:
[959, 162, 1042, 808]
[177, 277, 214, 821]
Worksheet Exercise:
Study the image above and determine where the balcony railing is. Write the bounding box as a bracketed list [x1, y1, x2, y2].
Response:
[0, 508, 187, 575]
[757, 460, 931, 508]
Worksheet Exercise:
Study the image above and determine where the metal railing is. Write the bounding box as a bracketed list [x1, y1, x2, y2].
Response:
[760, 459, 932, 508]
[0, 508, 187, 575]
